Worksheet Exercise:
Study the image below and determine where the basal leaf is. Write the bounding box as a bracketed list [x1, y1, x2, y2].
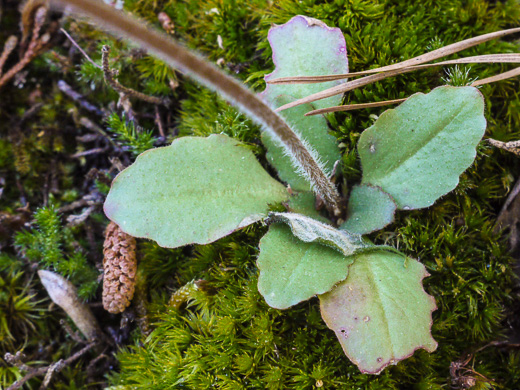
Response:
[358, 86, 486, 210]
[104, 134, 289, 248]
[257, 224, 354, 309]
[260, 15, 346, 190]
[263, 15, 349, 110]
[341, 185, 397, 234]
[267, 212, 370, 256]
[262, 95, 341, 191]
[320, 250, 437, 374]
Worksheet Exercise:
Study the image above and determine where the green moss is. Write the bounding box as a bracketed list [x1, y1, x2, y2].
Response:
[106, 113, 157, 156]
[14, 206, 99, 299]
[1, 0, 519, 388]
[105, 0, 520, 388]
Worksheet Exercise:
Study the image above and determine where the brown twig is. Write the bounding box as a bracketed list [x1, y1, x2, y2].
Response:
[57, 193, 103, 214]
[39, 360, 65, 390]
[474, 340, 520, 352]
[449, 354, 496, 389]
[60, 28, 102, 69]
[101, 45, 168, 105]
[60, 319, 87, 344]
[0, 7, 52, 89]
[305, 98, 408, 116]
[154, 105, 166, 138]
[487, 138, 520, 155]
[6, 342, 97, 390]
[78, 116, 118, 148]
[0, 36, 18, 77]
[86, 352, 109, 378]
[4, 352, 31, 372]
[58, 80, 105, 115]
[70, 147, 109, 159]
[66, 205, 97, 227]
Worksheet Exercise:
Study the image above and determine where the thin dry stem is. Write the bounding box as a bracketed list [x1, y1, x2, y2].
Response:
[60, 28, 101, 69]
[101, 45, 167, 105]
[275, 28, 520, 111]
[269, 53, 520, 84]
[0, 36, 18, 77]
[52, 0, 343, 215]
[40, 360, 65, 390]
[471, 66, 520, 86]
[306, 98, 408, 116]
[276, 67, 418, 112]
[4, 352, 31, 372]
[6, 342, 97, 390]
[306, 62, 520, 116]
[487, 138, 520, 155]
[0, 6, 50, 89]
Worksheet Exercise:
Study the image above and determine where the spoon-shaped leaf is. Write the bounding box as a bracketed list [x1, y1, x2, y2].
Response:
[257, 224, 354, 309]
[104, 134, 289, 248]
[261, 16, 345, 192]
[320, 250, 437, 374]
[358, 86, 486, 210]
[263, 15, 349, 110]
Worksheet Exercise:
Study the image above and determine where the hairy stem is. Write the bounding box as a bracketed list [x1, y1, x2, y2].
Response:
[51, 0, 342, 215]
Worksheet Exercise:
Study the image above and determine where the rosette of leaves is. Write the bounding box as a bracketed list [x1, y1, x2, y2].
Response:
[103, 16, 486, 374]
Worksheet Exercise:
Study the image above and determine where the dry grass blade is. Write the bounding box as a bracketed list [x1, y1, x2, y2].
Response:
[351, 27, 520, 72]
[306, 63, 520, 116]
[305, 98, 408, 116]
[276, 58, 520, 112]
[471, 66, 520, 87]
[306, 62, 520, 116]
[270, 54, 520, 84]
[275, 27, 520, 111]
[50, 0, 343, 215]
[0, 36, 18, 76]
[60, 28, 101, 69]
[275, 67, 417, 112]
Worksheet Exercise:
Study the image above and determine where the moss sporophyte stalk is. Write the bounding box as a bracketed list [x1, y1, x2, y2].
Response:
[51, 0, 519, 379]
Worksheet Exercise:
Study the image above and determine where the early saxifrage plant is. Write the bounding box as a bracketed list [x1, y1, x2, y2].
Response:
[54, 0, 520, 374]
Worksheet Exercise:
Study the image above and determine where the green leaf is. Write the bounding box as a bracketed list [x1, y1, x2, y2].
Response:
[262, 95, 341, 191]
[320, 250, 437, 374]
[287, 191, 330, 224]
[341, 185, 396, 234]
[267, 212, 370, 256]
[261, 15, 346, 191]
[104, 134, 289, 248]
[358, 86, 486, 210]
[263, 15, 349, 110]
[257, 224, 354, 309]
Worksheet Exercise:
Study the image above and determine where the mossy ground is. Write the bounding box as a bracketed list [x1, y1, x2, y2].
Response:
[1, 0, 520, 388]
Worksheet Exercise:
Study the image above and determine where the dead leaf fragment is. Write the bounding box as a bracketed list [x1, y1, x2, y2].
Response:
[38, 270, 102, 340]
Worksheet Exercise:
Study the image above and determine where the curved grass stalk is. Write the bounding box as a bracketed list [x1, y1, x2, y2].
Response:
[51, 0, 343, 214]
[269, 53, 520, 85]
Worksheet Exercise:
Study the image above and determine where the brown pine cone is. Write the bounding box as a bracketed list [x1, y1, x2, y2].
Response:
[102, 222, 137, 314]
